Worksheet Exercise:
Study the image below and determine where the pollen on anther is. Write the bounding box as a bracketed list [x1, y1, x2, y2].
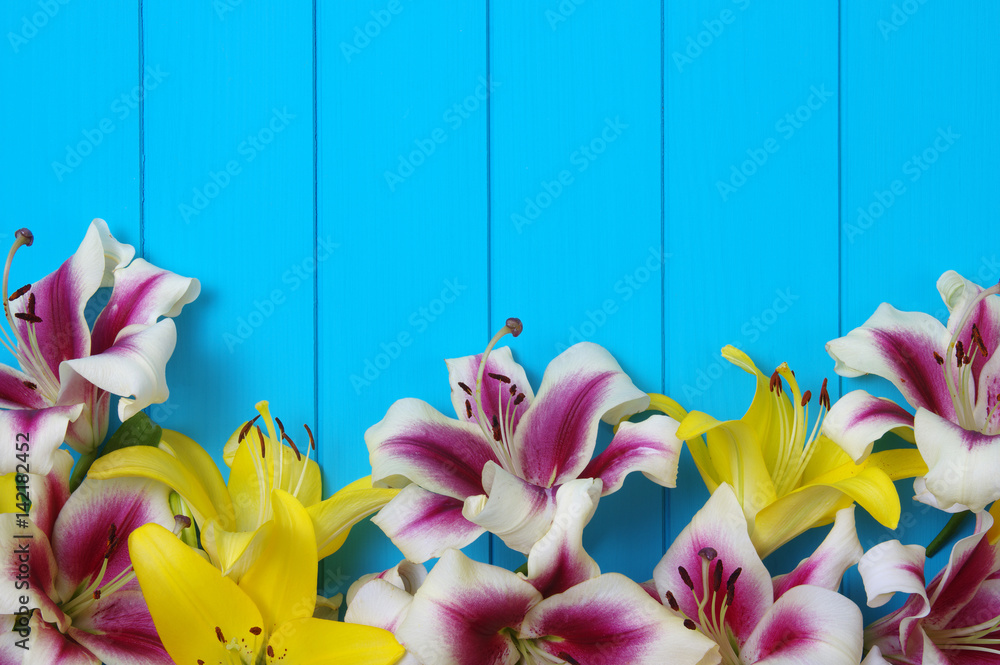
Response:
[683, 619, 697, 630]
[509, 384, 517, 396]
[769, 370, 783, 395]
[215, 626, 226, 643]
[283, 433, 302, 461]
[973, 324, 989, 356]
[93, 589, 101, 600]
[933, 351, 945, 365]
[819, 378, 831, 410]
[665, 590, 679, 611]
[678, 565, 694, 590]
[713, 560, 723, 592]
[457, 381, 473, 395]
[491, 415, 502, 442]
[249, 626, 262, 635]
[513, 393, 525, 406]
[267, 645, 275, 657]
[8, 284, 29, 302]
[465, 400, 473, 418]
[488, 372, 511, 383]
[957, 340, 966, 367]
[801, 390, 811, 407]
[274, 417, 286, 440]
[303, 423, 316, 450]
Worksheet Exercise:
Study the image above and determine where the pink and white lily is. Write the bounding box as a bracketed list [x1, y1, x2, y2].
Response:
[859, 514, 1000, 664]
[0, 220, 199, 455]
[0, 449, 176, 664]
[348, 478, 716, 665]
[652, 483, 865, 664]
[367, 319, 684, 561]
[825, 270, 1000, 512]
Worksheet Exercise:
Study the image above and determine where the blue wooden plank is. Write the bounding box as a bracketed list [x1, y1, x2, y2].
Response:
[490, 1, 664, 579]
[0, 0, 140, 294]
[141, 4, 315, 470]
[841, 0, 1000, 620]
[317, 1, 489, 589]
[665, 0, 840, 575]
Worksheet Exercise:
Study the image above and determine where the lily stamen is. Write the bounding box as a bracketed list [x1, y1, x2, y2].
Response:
[668, 548, 741, 665]
[471, 318, 523, 468]
[941, 281, 1000, 429]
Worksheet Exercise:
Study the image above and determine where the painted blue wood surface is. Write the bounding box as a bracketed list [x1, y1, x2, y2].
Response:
[2, 0, 999, 620]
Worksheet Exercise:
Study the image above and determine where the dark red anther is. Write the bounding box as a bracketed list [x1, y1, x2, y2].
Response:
[933, 351, 945, 365]
[283, 433, 302, 461]
[267, 645, 275, 658]
[238, 414, 260, 442]
[274, 417, 286, 440]
[957, 340, 966, 367]
[488, 372, 511, 383]
[665, 590, 679, 611]
[256, 426, 266, 457]
[249, 626, 262, 635]
[21, 381, 36, 390]
[457, 381, 472, 395]
[513, 393, 525, 406]
[93, 589, 101, 600]
[215, 626, 226, 643]
[678, 566, 694, 590]
[491, 414, 502, 442]
[509, 384, 517, 396]
[819, 378, 831, 410]
[801, 390, 812, 407]
[465, 400, 473, 418]
[725, 567, 742, 605]
[8, 284, 29, 302]
[973, 324, 989, 357]
[769, 370, 783, 396]
[683, 619, 697, 630]
[14, 293, 41, 323]
[303, 423, 316, 450]
[713, 560, 723, 592]
[505, 317, 523, 337]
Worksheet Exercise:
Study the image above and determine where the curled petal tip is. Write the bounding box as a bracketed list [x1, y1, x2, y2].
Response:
[14, 228, 33, 246]
[506, 317, 523, 337]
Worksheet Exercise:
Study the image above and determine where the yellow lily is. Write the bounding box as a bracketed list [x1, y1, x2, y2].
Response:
[89, 400, 398, 578]
[651, 345, 927, 558]
[130, 488, 404, 664]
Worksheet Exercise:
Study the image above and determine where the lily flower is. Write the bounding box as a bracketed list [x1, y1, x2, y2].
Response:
[89, 400, 398, 577]
[658, 345, 926, 558]
[0, 220, 199, 455]
[825, 270, 1000, 512]
[347, 478, 716, 665]
[129, 487, 404, 664]
[0, 449, 176, 664]
[367, 318, 685, 561]
[653, 483, 865, 664]
[859, 512, 1000, 663]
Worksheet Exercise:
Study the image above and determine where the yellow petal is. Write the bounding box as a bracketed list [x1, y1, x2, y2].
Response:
[129, 523, 266, 664]
[89, 446, 220, 527]
[651, 400, 718, 491]
[240, 489, 318, 632]
[988, 502, 1000, 545]
[267, 618, 404, 665]
[229, 433, 273, 532]
[692, 418, 776, 522]
[201, 521, 273, 581]
[647, 393, 689, 421]
[159, 429, 235, 529]
[861, 448, 928, 482]
[309, 477, 399, 559]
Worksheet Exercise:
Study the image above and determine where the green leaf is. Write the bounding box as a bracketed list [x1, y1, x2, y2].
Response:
[102, 412, 163, 456]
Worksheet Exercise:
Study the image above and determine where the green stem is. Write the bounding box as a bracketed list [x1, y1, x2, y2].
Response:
[69, 450, 100, 492]
[926, 511, 971, 558]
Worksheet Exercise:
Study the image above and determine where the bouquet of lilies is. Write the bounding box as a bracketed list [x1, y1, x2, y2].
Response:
[3, 221, 999, 664]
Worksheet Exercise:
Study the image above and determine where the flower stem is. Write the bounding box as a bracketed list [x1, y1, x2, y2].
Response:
[926, 511, 971, 557]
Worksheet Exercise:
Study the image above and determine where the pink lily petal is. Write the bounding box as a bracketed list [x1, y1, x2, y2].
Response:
[0, 365, 49, 409]
[827, 303, 956, 421]
[974, 350, 1000, 433]
[345, 578, 415, 634]
[653, 483, 772, 647]
[366, 397, 498, 500]
[511, 342, 649, 487]
[446, 346, 534, 431]
[51, 478, 174, 602]
[19, 613, 100, 664]
[521, 573, 716, 665]
[0, 516, 64, 630]
[396, 549, 541, 665]
[858, 540, 928, 609]
[372, 485, 484, 563]
[462, 462, 558, 554]
[860, 646, 895, 665]
[823, 390, 916, 463]
[914, 408, 1000, 512]
[66, 587, 170, 664]
[88, 258, 199, 356]
[8, 222, 110, 380]
[0, 405, 82, 475]
[579, 415, 683, 495]
[740, 585, 863, 664]
[772, 506, 863, 600]
[59, 318, 177, 422]
[938, 270, 1000, 390]
[924, 528, 1000, 630]
[522, 478, 602, 597]
[26, 450, 73, 539]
